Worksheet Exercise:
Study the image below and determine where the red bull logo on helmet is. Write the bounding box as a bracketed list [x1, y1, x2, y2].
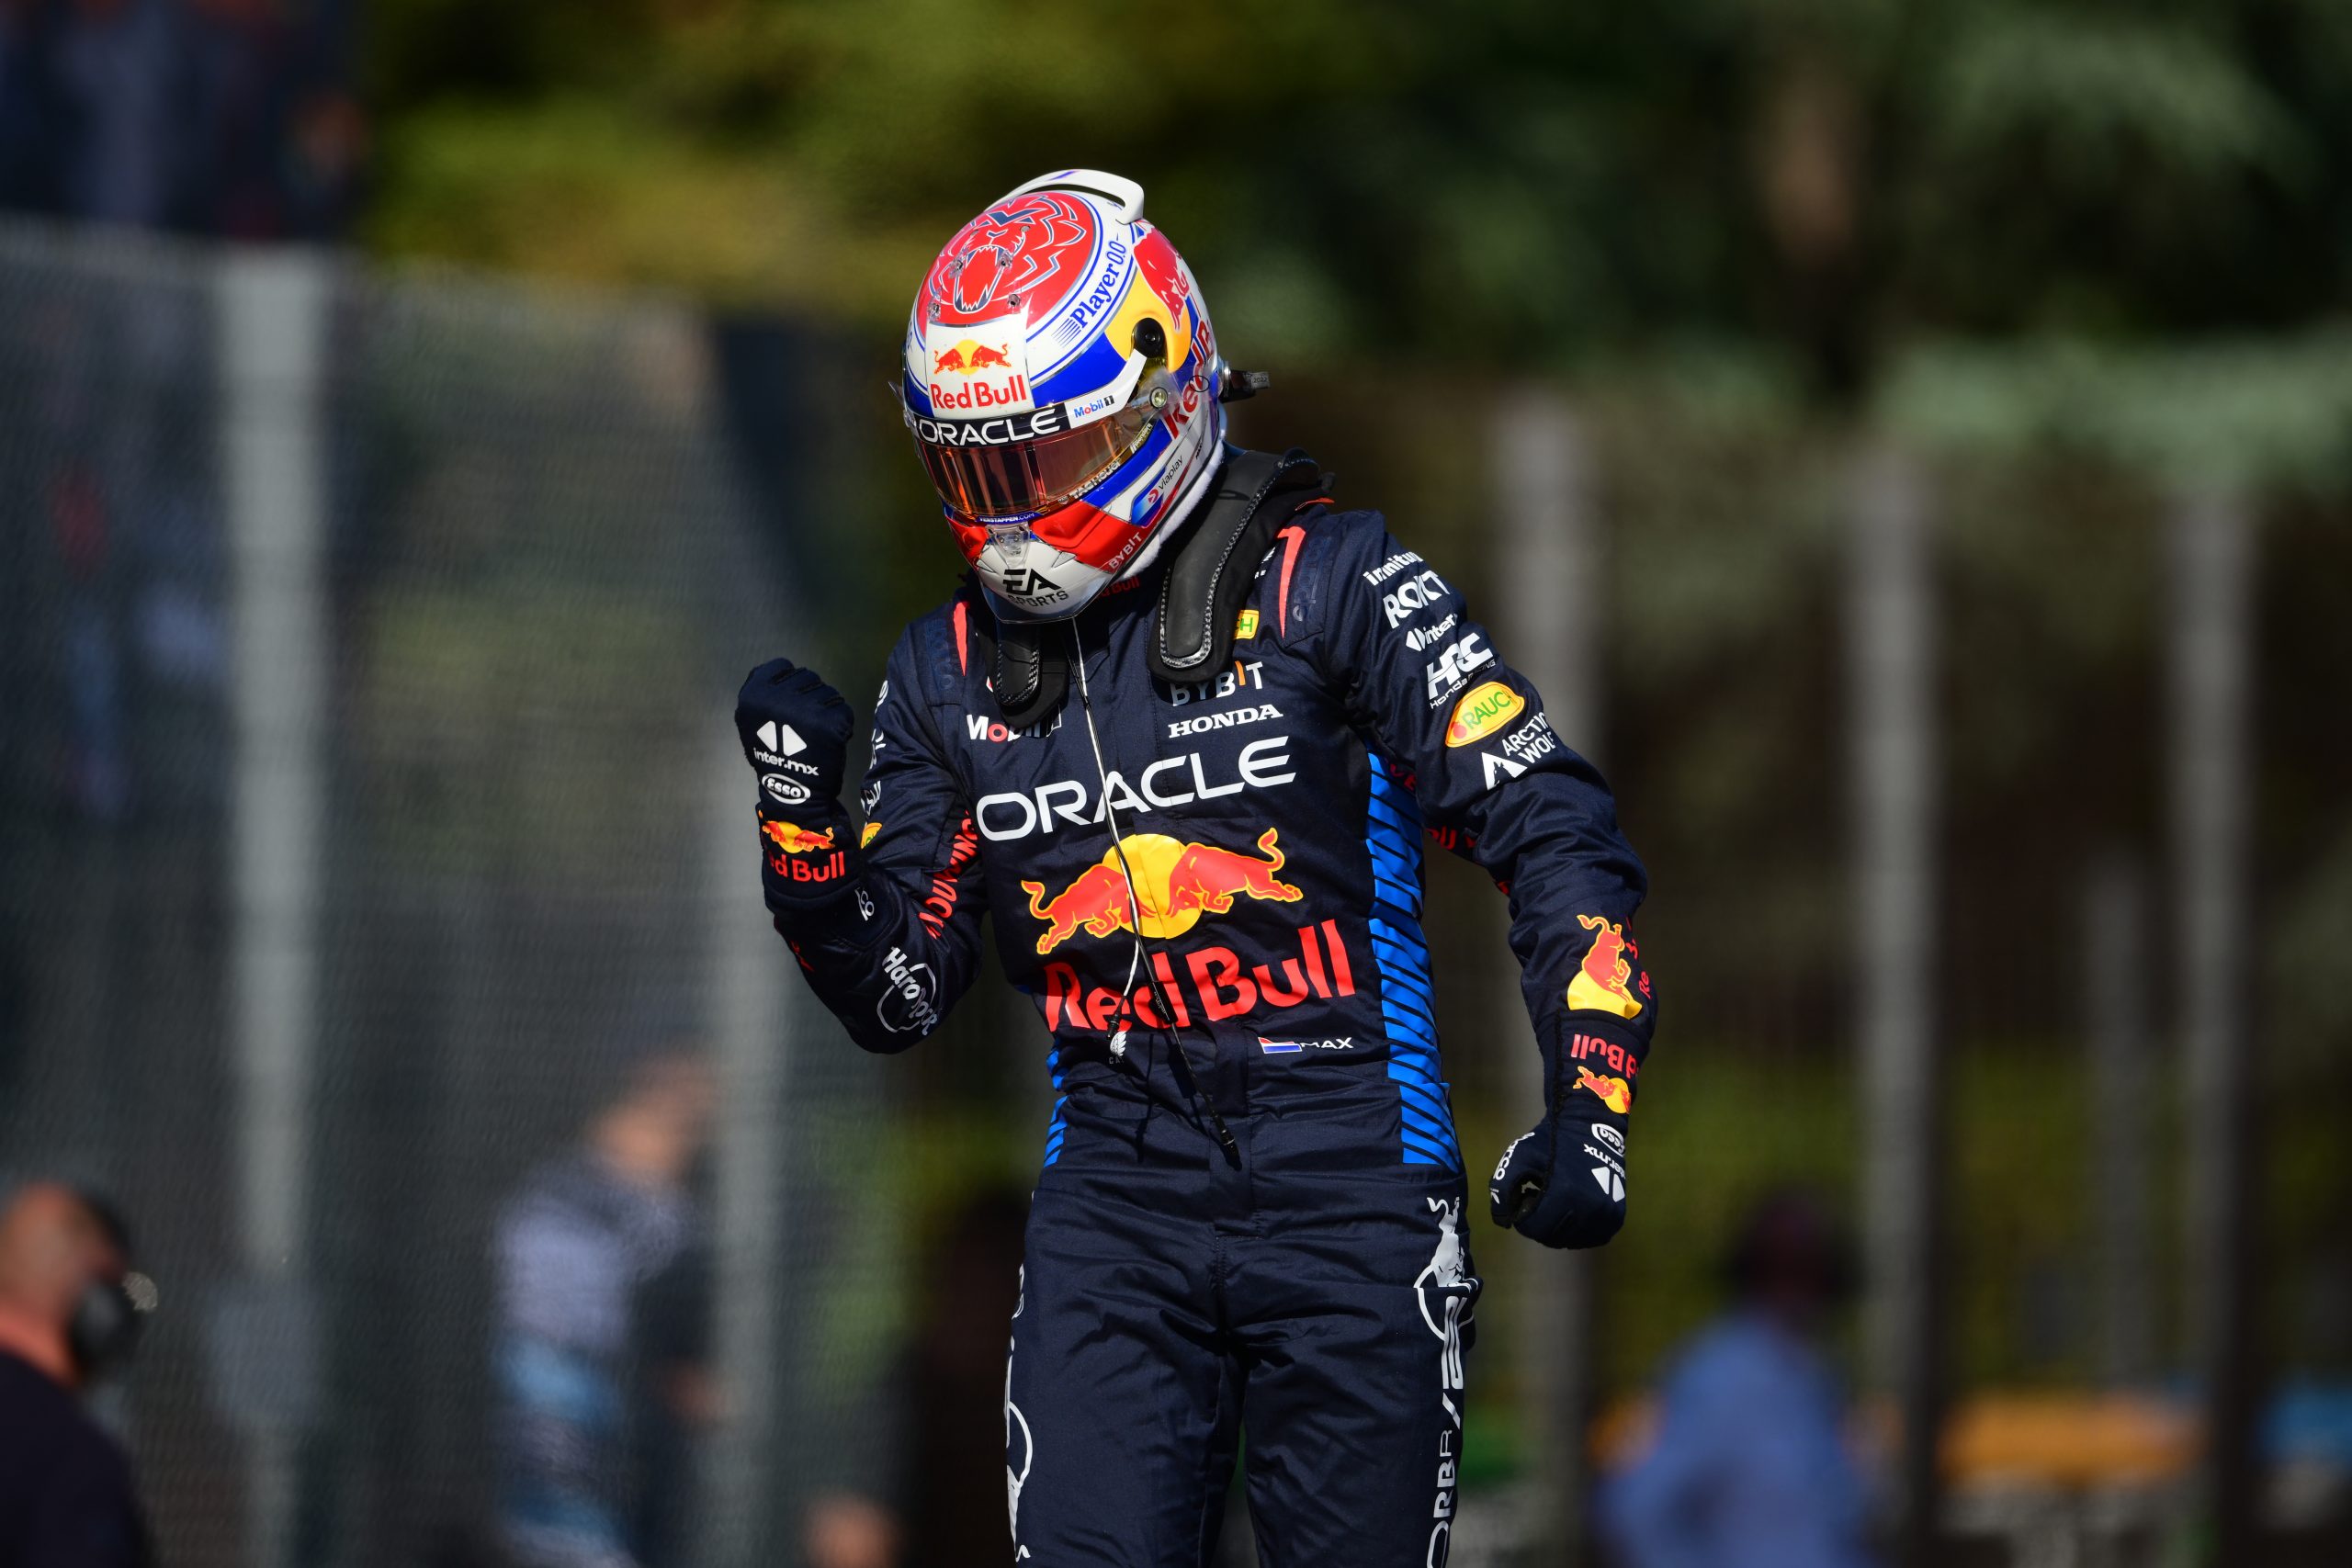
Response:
[1021, 828, 1302, 955]
[933, 339, 1016, 376]
[924, 324, 1034, 414]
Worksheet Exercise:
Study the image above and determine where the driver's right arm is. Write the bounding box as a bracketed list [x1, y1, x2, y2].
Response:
[736, 627, 989, 1053]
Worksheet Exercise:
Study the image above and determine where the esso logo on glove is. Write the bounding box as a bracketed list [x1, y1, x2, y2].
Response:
[763, 773, 812, 806]
[1593, 1124, 1625, 1156]
[1492, 1133, 1531, 1185]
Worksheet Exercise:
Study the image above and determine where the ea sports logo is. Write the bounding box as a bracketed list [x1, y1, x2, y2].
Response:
[997, 565, 1068, 605]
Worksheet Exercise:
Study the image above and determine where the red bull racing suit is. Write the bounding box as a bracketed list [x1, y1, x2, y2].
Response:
[761, 484, 1653, 1565]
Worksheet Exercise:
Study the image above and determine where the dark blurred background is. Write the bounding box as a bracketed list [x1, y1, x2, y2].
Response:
[2, 3, 2349, 1566]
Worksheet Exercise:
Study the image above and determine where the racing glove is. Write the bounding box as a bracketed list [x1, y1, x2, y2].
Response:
[1489, 1021, 1641, 1249]
[734, 658, 863, 923]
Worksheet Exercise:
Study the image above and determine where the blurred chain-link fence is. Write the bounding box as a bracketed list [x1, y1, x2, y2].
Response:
[5, 219, 2349, 1567]
[0, 220, 914, 1568]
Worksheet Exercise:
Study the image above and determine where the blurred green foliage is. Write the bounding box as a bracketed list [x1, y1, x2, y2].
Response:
[347, 0, 2352, 1415]
[365, 0, 2352, 393]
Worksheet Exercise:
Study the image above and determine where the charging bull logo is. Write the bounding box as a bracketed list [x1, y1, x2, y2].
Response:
[1575, 1066, 1633, 1115]
[1565, 914, 1645, 1019]
[763, 818, 847, 886]
[1022, 829, 1301, 955]
[763, 820, 834, 856]
[933, 341, 1015, 375]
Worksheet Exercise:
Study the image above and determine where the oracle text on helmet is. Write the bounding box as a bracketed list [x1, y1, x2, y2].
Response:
[909, 402, 1071, 447]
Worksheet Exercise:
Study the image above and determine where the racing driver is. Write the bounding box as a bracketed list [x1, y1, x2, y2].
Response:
[733, 170, 1656, 1565]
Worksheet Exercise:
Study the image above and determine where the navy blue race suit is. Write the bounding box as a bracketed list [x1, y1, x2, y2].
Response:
[748, 489, 1654, 1565]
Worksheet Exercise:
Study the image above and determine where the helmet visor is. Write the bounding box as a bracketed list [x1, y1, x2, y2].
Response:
[910, 391, 1159, 523]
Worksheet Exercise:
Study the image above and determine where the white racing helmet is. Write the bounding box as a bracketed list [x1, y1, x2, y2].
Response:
[901, 170, 1231, 620]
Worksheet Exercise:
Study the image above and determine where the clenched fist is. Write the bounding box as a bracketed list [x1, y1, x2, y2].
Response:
[735, 659, 860, 919]
[735, 658, 854, 807]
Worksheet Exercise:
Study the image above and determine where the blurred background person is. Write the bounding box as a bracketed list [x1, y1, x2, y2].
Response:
[797, 1186, 1030, 1568]
[0, 1180, 155, 1568]
[488, 1041, 717, 1568]
[1599, 1190, 1872, 1568]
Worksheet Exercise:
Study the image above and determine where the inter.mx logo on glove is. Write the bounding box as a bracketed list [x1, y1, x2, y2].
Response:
[753, 719, 820, 798]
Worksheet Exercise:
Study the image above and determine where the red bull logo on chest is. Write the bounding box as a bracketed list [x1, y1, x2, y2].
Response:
[1022, 828, 1301, 956]
[1043, 919, 1358, 1034]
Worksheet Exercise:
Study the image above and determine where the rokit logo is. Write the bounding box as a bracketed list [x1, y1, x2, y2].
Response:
[1383, 569, 1451, 629]
[876, 945, 940, 1035]
[1423, 631, 1495, 705]
[1404, 613, 1459, 652]
[974, 737, 1297, 841]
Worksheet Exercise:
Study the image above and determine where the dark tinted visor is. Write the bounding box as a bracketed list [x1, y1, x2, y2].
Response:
[910, 389, 1159, 522]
